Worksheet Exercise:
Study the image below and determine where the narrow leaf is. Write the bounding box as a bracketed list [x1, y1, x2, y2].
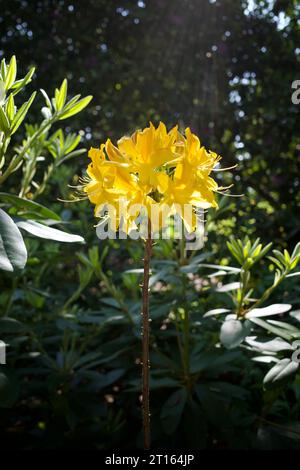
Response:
[4, 55, 17, 90]
[17, 219, 84, 243]
[11, 91, 36, 134]
[58, 95, 93, 120]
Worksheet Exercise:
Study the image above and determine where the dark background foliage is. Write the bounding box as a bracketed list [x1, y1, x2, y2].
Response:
[1, 0, 299, 243]
[0, 0, 300, 450]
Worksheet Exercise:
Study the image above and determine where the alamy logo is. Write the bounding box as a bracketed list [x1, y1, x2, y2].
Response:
[0, 340, 6, 364]
[291, 80, 300, 104]
[95, 201, 205, 251]
[292, 340, 300, 364]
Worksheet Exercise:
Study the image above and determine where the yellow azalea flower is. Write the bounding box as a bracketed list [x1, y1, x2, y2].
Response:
[117, 121, 179, 190]
[83, 123, 221, 235]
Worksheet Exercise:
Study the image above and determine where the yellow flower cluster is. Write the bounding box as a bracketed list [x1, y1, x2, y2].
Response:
[84, 122, 221, 233]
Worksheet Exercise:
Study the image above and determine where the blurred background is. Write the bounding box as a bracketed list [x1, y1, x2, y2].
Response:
[0, 0, 300, 450]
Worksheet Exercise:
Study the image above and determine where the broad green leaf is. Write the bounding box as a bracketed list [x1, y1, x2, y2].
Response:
[77, 369, 125, 391]
[16, 219, 84, 243]
[160, 388, 187, 435]
[4, 55, 17, 90]
[0, 317, 26, 333]
[205, 381, 250, 400]
[58, 95, 93, 120]
[0, 208, 27, 272]
[0, 193, 61, 221]
[10, 91, 36, 134]
[0, 369, 20, 408]
[190, 350, 241, 374]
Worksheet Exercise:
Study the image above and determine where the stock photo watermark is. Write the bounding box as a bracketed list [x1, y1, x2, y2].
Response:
[291, 80, 300, 104]
[95, 202, 205, 250]
[292, 340, 300, 364]
[0, 340, 6, 365]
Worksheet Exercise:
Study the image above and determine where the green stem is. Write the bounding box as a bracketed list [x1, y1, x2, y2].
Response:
[183, 307, 190, 380]
[0, 117, 54, 185]
[174, 312, 186, 378]
[247, 271, 287, 313]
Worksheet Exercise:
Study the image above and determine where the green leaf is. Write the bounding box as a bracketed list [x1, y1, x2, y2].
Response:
[227, 238, 244, 265]
[292, 242, 300, 261]
[286, 272, 300, 278]
[252, 356, 279, 364]
[245, 304, 292, 319]
[0, 193, 61, 221]
[263, 358, 299, 384]
[190, 350, 241, 374]
[216, 282, 241, 292]
[0, 369, 20, 408]
[0, 317, 26, 333]
[273, 250, 287, 267]
[206, 381, 250, 400]
[0, 106, 10, 135]
[4, 55, 17, 90]
[10, 91, 36, 135]
[0, 80, 5, 105]
[58, 95, 93, 120]
[203, 308, 231, 318]
[160, 388, 187, 435]
[65, 133, 81, 154]
[268, 256, 284, 270]
[248, 317, 292, 340]
[246, 337, 293, 352]
[56, 79, 68, 111]
[56, 148, 86, 166]
[198, 263, 241, 273]
[40, 88, 52, 109]
[6, 93, 15, 122]
[290, 310, 300, 322]
[255, 242, 273, 262]
[11, 66, 35, 95]
[16, 219, 84, 243]
[0, 208, 27, 272]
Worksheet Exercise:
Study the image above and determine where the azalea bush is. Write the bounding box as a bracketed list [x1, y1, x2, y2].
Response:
[1, 53, 300, 451]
